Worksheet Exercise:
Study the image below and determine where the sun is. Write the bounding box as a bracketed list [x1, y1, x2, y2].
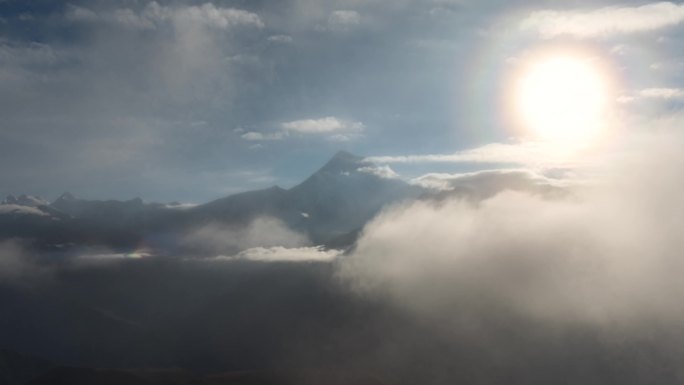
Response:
[513, 55, 610, 144]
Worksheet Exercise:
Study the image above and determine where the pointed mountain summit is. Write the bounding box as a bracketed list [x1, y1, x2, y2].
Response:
[294, 151, 372, 191]
[51, 192, 84, 216]
[189, 151, 422, 245]
[51, 192, 78, 211]
[317, 150, 370, 174]
[286, 151, 420, 241]
[55, 192, 76, 202]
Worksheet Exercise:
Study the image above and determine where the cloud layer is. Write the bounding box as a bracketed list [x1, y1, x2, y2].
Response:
[367, 141, 594, 168]
[182, 217, 310, 256]
[230, 246, 342, 262]
[409, 169, 565, 197]
[521, 2, 684, 38]
[342, 131, 684, 326]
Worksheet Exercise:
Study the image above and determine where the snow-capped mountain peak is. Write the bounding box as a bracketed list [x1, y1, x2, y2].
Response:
[316, 150, 371, 175]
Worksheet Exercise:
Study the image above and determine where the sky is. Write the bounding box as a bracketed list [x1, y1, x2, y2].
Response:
[1, 0, 683, 202]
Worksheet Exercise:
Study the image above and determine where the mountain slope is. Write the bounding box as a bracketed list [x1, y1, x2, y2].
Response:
[190, 151, 421, 245]
[286, 151, 419, 242]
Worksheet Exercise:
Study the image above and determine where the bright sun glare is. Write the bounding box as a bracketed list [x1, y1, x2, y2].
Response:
[515, 55, 609, 144]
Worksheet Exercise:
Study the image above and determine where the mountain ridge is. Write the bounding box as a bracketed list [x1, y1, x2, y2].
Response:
[0, 152, 421, 251]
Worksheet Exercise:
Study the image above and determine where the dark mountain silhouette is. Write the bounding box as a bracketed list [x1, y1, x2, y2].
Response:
[194, 151, 419, 243]
[0, 152, 420, 251]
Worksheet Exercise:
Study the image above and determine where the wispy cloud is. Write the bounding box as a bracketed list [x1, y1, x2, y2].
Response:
[66, 2, 264, 30]
[410, 169, 564, 195]
[227, 246, 342, 262]
[328, 10, 361, 28]
[241, 131, 286, 141]
[267, 34, 293, 43]
[521, 2, 684, 38]
[239, 117, 365, 143]
[639, 88, 684, 99]
[367, 142, 588, 167]
[282, 117, 364, 134]
[357, 165, 400, 179]
[618, 88, 684, 103]
[182, 217, 309, 256]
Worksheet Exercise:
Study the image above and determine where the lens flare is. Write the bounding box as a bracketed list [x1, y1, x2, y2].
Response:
[513, 55, 610, 144]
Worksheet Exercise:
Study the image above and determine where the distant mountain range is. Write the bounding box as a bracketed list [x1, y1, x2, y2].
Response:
[0, 151, 422, 252]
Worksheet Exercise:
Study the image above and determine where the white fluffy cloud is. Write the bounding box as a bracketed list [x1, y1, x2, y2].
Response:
[521, 2, 684, 38]
[357, 165, 400, 179]
[283, 117, 364, 134]
[341, 131, 684, 325]
[239, 117, 366, 142]
[240, 117, 365, 143]
[229, 246, 342, 262]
